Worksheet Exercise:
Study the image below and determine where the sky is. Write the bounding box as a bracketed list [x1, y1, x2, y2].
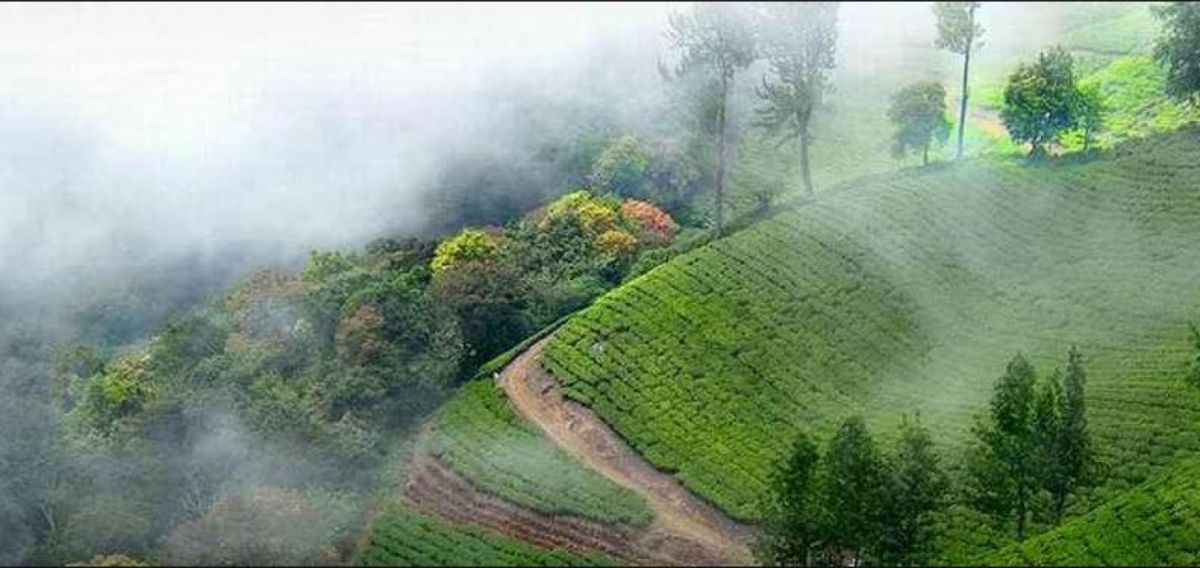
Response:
[0, 2, 673, 298]
[0, 1, 1081, 303]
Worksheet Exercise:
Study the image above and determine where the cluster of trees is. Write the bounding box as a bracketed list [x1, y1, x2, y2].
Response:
[429, 188, 679, 368]
[889, 1, 1200, 164]
[967, 348, 1093, 538]
[758, 416, 948, 566]
[997, 1, 1200, 156]
[762, 347, 1093, 565]
[999, 47, 1105, 156]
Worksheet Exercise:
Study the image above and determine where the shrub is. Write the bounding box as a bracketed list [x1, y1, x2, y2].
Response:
[431, 228, 501, 274]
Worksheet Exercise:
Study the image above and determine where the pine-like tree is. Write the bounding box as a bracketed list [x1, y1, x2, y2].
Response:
[820, 416, 887, 564]
[1033, 371, 1068, 523]
[881, 414, 948, 565]
[758, 432, 825, 566]
[968, 354, 1038, 539]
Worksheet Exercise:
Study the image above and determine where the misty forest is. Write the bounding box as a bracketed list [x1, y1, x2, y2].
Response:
[2, 2, 1200, 566]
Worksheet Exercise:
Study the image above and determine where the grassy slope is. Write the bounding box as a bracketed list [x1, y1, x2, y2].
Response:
[985, 457, 1200, 566]
[362, 507, 613, 567]
[428, 380, 652, 526]
[543, 128, 1200, 526]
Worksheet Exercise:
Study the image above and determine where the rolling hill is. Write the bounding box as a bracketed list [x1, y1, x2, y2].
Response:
[541, 127, 1200, 532]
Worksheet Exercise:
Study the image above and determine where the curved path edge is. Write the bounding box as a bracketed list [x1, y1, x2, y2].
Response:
[496, 337, 757, 566]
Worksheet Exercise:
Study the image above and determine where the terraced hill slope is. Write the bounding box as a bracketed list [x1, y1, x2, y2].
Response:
[985, 457, 1200, 565]
[542, 128, 1200, 525]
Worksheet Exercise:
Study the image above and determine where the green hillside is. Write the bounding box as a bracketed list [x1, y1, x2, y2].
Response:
[427, 380, 652, 526]
[542, 128, 1200, 524]
[984, 457, 1200, 565]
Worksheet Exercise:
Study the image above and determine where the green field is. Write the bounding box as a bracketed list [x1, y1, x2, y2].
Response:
[984, 457, 1200, 565]
[361, 508, 613, 567]
[427, 380, 652, 526]
[543, 128, 1200, 526]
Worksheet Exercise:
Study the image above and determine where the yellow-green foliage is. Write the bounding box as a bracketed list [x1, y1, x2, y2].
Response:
[594, 230, 639, 257]
[1080, 55, 1200, 142]
[539, 190, 639, 253]
[70, 350, 157, 438]
[431, 229, 499, 274]
[543, 129, 1200, 537]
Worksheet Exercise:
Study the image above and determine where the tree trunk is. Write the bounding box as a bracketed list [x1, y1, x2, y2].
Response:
[956, 6, 975, 160]
[40, 502, 56, 534]
[1083, 126, 1091, 153]
[1016, 486, 1027, 540]
[922, 142, 929, 166]
[799, 130, 814, 196]
[714, 76, 729, 236]
[1054, 491, 1067, 524]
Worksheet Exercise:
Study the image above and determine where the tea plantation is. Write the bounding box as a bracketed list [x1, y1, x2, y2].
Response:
[543, 128, 1200, 525]
[984, 457, 1200, 565]
[427, 379, 652, 526]
[362, 508, 613, 566]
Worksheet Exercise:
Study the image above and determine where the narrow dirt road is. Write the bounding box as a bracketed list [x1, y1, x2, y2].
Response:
[497, 338, 757, 566]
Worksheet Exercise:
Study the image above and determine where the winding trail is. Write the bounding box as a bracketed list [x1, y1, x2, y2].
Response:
[497, 337, 757, 566]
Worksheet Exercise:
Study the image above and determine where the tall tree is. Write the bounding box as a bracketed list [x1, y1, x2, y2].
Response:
[881, 414, 948, 565]
[887, 81, 953, 166]
[820, 416, 887, 565]
[752, 2, 839, 196]
[1057, 345, 1092, 520]
[759, 431, 825, 566]
[666, 2, 756, 236]
[968, 354, 1038, 539]
[1033, 372, 1067, 523]
[1153, 2, 1200, 105]
[934, 2, 983, 160]
[1000, 46, 1079, 157]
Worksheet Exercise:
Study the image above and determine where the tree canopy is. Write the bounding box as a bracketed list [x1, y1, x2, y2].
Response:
[887, 81, 952, 165]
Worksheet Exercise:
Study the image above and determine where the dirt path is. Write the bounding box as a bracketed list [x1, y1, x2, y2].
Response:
[497, 338, 757, 565]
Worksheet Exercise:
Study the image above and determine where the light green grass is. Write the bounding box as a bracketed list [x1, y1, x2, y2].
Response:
[362, 507, 614, 566]
[543, 128, 1200, 528]
[428, 380, 652, 526]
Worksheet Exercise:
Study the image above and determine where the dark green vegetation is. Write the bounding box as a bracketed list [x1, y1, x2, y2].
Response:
[362, 508, 613, 567]
[1000, 46, 1091, 156]
[543, 129, 1200, 540]
[428, 380, 651, 526]
[986, 457, 1200, 565]
[967, 352, 1093, 539]
[758, 416, 948, 566]
[1153, 1, 1200, 104]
